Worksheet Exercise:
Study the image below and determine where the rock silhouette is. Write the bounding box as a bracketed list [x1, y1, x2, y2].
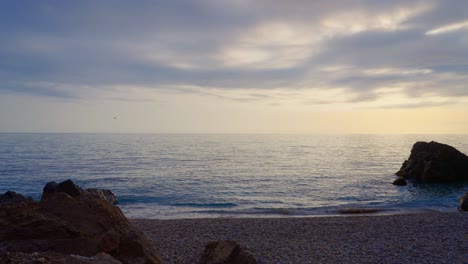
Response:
[396, 141, 468, 183]
[392, 177, 407, 186]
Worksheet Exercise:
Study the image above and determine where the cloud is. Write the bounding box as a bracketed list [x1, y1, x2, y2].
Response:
[426, 20, 468, 35]
[0, 0, 467, 108]
[378, 101, 456, 109]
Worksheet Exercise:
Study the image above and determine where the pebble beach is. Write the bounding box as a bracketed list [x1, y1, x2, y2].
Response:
[132, 212, 468, 264]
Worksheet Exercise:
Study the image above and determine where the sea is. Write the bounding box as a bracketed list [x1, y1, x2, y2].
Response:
[0, 133, 467, 219]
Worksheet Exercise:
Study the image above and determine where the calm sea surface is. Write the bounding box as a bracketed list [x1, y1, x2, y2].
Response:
[0, 134, 467, 218]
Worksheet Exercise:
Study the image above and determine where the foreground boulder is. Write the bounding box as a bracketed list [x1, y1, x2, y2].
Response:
[199, 240, 257, 264]
[395, 141, 468, 183]
[0, 180, 161, 264]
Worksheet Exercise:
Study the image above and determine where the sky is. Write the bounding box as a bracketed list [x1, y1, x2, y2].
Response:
[0, 0, 467, 134]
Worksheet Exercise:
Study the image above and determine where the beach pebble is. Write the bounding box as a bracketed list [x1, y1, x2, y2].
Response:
[132, 213, 468, 264]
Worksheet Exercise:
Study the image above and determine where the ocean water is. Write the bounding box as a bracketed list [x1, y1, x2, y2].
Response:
[0, 133, 467, 219]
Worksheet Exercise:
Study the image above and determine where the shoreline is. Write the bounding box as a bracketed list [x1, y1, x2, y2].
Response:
[121, 205, 462, 220]
[132, 212, 468, 263]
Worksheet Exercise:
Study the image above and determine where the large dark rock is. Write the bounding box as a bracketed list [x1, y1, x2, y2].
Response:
[0, 180, 161, 264]
[396, 141, 468, 183]
[459, 193, 468, 212]
[199, 240, 257, 264]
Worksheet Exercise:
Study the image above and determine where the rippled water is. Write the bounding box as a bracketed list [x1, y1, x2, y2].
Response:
[0, 134, 467, 218]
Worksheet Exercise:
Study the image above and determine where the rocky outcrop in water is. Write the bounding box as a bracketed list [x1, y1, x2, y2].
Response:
[0, 180, 161, 264]
[199, 240, 258, 264]
[459, 193, 468, 212]
[392, 177, 407, 186]
[395, 141, 468, 183]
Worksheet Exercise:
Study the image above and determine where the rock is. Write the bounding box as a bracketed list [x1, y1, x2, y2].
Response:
[0, 180, 161, 264]
[0, 191, 33, 206]
[392, 177, 407, 186]
[43, 181, 59, 194]
[199, 240, 257, 264]
[42, 179, 86, 200]
[459, 193, 468, 212]
[395, 141, 468, 183]
[86, 188, 118, 205]
[58, 179, 86, 197]
[42, 180, 118, 205]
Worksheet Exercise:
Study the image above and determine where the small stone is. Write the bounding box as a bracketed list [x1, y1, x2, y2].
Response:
[200, 240, 257, 264]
